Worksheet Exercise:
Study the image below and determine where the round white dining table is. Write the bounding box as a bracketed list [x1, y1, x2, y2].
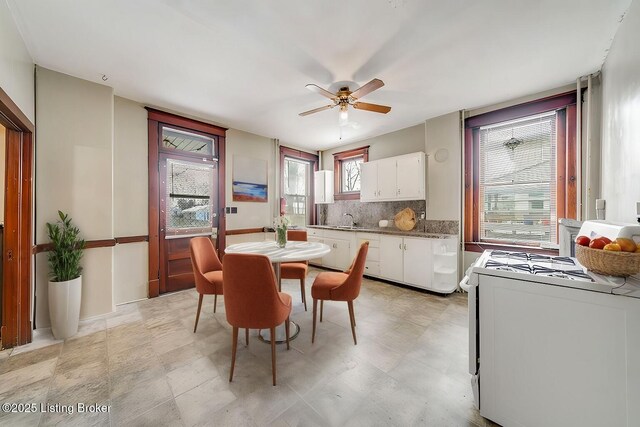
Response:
[224, 240, 330, 343]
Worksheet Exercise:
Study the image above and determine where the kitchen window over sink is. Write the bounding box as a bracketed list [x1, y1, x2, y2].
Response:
[333, 146, 369, 200]
[464, 92, 578, 252]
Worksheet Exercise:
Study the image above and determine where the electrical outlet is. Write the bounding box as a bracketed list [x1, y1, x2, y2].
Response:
[231, 207, 238, 214]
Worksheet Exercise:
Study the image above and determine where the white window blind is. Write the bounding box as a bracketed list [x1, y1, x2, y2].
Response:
[479, 111, 557, 246]
[283, 157, 310, 227]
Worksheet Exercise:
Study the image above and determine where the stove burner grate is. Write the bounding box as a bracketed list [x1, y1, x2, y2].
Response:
[490, 250, 576, 266]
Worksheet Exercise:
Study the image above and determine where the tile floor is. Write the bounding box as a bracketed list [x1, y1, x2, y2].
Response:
[0, 268, 494, 426]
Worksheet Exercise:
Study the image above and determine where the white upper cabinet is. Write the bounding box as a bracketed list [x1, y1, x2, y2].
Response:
[360, 161, 378, 202]
[377, 157, 398, 199]
[360, 152, 426, 202]
[396, 153, 425, 200]
[314, 170, 334, 204]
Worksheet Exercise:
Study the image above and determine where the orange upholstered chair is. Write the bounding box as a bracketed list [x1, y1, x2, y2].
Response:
[311, 241, 369, 345]
[280, 229, 309, 311]
[222, 253, 292, 386]
[189, 237, 224, 333]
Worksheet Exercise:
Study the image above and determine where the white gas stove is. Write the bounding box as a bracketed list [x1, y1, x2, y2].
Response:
[463, 249, 640, 427]
[466, 249, 640, 298]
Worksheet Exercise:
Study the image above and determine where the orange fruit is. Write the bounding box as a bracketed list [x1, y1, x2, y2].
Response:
[615, 237, 637, 252]
[603, 243, 621, 251]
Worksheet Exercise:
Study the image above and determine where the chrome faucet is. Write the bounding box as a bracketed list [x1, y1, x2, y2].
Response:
[344, 213, 356, 227]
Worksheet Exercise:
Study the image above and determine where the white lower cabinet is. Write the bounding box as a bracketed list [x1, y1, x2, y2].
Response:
[309, 232, 351, 271]
[321, 238, 351, 271]
[379, 234, 456, 293]
[309, 228, 457, 294]
[379, 235, 404, 282]
[402, 237, 433, 289]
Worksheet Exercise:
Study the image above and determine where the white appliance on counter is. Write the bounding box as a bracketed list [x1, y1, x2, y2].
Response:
[462, 250, 640, 427]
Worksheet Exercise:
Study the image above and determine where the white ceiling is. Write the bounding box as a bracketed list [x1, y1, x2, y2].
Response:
[8, 0, 630, 150]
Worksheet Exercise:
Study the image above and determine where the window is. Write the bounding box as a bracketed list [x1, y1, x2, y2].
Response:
[283, 158, 310, 227]
[341, 157, 363, 192]
[333, 146, 369, 200]
[165, 159, 214, 236]
[162, 127, 215, 156]
[465, 92, 577, 251]
[280, 146, 319, 226]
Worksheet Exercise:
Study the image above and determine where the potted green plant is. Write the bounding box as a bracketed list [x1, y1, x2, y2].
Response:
[46, 210, 85, 339]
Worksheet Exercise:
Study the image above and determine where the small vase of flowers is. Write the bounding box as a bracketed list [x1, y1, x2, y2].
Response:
[274, 215, 289, 248]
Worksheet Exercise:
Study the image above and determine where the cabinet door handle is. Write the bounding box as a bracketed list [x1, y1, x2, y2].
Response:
[333, 243, 337, 248]
[404, 244, 407, 250]
[399, 243, 402, 249]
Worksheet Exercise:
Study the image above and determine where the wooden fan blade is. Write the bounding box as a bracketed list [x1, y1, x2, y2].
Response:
[305, 84, 338, 100]
[352, 102, 391, 114]
[299, 104, 336, 116]
[350, 78, 384, 100]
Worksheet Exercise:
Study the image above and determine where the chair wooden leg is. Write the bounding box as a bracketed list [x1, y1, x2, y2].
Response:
[214, 294, 217, 313]
[194, 294, 203, 333]
[320, 300, 324, 322]
[347, 301, 357, 345]
[270, 327, 277, 386]
[229, 327, 238, 382]
[312, 299, 317, 344]
[245, 328, 249, 346]
[285, 317, 290, 350]
[301, 278, 307, 311]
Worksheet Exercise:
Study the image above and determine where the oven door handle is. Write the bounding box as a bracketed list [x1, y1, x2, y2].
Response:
[459, 275, 471, 292]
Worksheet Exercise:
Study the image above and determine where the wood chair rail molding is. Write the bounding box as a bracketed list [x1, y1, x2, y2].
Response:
[226, 228, 266, 236]
[33, 235, 149, 254]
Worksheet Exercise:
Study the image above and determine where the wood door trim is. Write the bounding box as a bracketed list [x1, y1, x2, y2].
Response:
[1, 84, 34, 349]
[0, 87, 35, 133]
[146, 108, 227, 137]
[148, 109, 226, 297]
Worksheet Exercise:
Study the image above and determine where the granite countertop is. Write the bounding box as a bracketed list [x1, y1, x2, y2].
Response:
[306, 224, 457, 239]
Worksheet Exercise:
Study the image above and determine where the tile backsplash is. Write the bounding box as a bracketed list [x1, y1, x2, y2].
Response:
[318, 200, 459, 234]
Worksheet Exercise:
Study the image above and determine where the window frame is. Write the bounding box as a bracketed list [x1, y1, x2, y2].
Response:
[333, 146, 369, 201]
[464, 92, 578, 253]
[279, 146, 319, 225]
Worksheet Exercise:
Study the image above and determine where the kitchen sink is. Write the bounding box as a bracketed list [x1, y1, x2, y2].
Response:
[335, 225, 367, 230]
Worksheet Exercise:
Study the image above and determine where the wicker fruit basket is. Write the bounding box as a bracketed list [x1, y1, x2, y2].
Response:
[575, 244, 640, 277]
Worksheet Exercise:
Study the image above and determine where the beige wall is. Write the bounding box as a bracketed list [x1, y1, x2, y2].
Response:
[320, 124, 425, 169]
[0, 2, 34, 123]
[425, 112, 461, 221]
[600, 0, 640, 223]
[35, 67, 115, 326]
[0, 124, 5, 224]
[225, 129, 277, 230]
[113, 96, 148, 304]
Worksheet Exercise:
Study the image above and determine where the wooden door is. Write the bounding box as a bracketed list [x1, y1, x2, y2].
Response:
[1, 126, 33, 348]
[159, 155, 218, 293]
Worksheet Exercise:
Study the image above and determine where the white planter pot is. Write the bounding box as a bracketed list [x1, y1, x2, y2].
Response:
[48, 276, 82, 340]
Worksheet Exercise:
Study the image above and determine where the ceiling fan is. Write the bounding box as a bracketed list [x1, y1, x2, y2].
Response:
[299, 78, 391, 124]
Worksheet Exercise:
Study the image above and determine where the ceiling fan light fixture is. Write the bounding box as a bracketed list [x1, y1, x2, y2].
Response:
[339, 104, 349, 125]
